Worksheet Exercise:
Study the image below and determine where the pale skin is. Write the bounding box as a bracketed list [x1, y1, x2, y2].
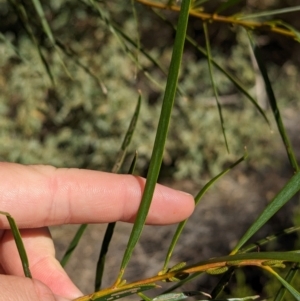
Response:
[0, 162, 194, 301]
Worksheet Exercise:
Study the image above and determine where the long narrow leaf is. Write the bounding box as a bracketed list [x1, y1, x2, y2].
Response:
[231, 171, 300, 254]
[203, 22, 229, 152]
[60, 224, 88, 267]
[240, 226, 300, 253]
[111, 95, 141, 174]
[0, 211, 32, 278]
[30, 0, 55, 44]
[94, 152, 138, 291]
[247, 32, 299, 172]
[274, 263, 300, 301]
[163, 154, 246, 269]
[115, 0, 191, 284]
[264, 266, 300, 300]
[94, 222, 116, 291]
[94, 96, 141, 290]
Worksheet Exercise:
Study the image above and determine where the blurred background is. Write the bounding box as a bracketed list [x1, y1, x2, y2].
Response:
[0, 0, 300, 298]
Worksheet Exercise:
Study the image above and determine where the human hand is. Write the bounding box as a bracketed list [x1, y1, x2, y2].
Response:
[0, 163, 194, 301]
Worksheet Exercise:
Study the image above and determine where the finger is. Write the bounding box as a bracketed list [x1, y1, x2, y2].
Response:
[0, 275, 70, 301]
[0, 163, 194, 228]
[0, 228, 83, 300]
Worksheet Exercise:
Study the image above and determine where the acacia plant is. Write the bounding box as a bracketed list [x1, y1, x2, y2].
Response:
[1, 0, 300, 301]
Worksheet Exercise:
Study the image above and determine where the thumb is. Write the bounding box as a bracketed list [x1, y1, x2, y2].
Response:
[0, 275, 71, 301]
[0, 228, 83, 299]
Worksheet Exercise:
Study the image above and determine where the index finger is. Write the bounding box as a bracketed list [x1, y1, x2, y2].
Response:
[0, 163, 194, 228]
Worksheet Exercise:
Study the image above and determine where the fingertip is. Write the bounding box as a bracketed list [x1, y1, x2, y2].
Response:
[178, 190, 195, 217]
[144, 184, 195, 225]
